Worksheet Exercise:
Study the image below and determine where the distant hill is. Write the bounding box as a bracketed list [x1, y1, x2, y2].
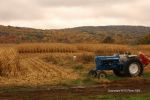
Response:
[0, 25, 150, 44]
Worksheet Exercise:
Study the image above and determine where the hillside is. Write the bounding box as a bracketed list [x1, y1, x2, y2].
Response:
[0, 25, 150, 44]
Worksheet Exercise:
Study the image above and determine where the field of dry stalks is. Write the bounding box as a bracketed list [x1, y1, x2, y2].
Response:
[0, 43, 150, 86]
[15, 43, 150, 55]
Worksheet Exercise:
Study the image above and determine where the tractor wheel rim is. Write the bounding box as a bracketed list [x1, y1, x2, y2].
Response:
[129, 63, 139, 75]
[100, 74, 105, 78]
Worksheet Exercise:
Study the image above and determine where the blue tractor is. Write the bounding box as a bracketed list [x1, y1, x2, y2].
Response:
[89, 53, 150, 78]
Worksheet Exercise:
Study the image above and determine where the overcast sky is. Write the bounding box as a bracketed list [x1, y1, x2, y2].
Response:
[0, 0, 149, 29]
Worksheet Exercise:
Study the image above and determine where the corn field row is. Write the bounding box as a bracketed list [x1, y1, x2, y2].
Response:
[15, 43, 149, 55]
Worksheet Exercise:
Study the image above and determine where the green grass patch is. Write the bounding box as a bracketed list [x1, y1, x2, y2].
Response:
[90, 93, 150, 100]
[143, 73, 150, 78]
[72, 79, 83, 85]
[107, 74, 123, 80]
[66, 93, 150, 100]
[71, 78, 100, 86]
[63, 76, 109, 86]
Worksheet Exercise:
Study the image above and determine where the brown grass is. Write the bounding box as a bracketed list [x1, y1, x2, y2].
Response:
[0, 48, 21, 77]
[76, 53, 95, 63]
[76, 44, 131, 55]
[17, 43, 77, 53]
[136, 45, 150, 51]
[16, 43, 133, 55]
[0, 43, 149, 86]
[10, 57, 78, 86]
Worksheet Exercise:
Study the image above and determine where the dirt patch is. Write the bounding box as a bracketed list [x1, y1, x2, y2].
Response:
[0, 78, 149, 99]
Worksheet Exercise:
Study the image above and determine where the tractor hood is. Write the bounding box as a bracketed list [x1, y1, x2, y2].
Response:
[95, 56, 119, 61]
[95, 55, 120, 70]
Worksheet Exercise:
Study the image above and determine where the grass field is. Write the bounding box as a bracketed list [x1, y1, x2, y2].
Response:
[0, 43, 150, 85]
[0, 43, 150, 99]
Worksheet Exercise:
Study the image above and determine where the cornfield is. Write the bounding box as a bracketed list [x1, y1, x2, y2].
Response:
[16, 43, 132, 55]
[0, 43, 149, 86]
[17, 43, 77, 53]
[136, 45, 150, 51]
[0, 47, 78, 85]
[76, 44, 131, 55]
[0, 48, 21, 77]
[8, 57, 78, 86]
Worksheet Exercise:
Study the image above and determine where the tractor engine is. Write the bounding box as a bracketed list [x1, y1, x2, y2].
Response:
[95, 55, 121, 71]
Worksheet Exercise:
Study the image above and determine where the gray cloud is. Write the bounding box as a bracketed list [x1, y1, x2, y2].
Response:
[0, 0, 150, 29]
[34, 0, 133, 7]
[0, 0, 44, 21]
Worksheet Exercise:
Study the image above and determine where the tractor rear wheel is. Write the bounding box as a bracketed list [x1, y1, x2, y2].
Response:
[113, 69, 125, 77]
[124, 58, 143, 77]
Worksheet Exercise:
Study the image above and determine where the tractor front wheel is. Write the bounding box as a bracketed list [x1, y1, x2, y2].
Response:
[88, 69, 97, 77]
[97, 71, 107, 79]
